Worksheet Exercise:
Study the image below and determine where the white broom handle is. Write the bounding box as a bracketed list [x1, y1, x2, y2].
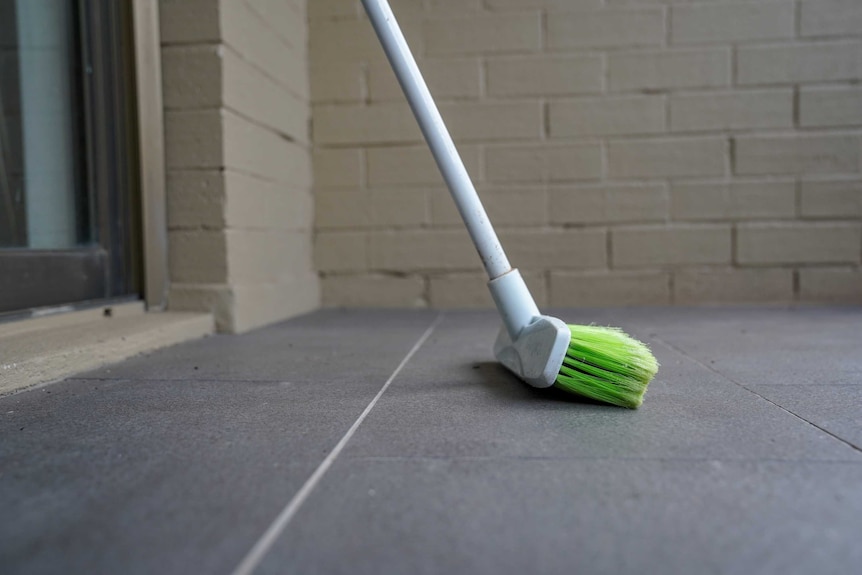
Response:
[361, 0, 511, 279]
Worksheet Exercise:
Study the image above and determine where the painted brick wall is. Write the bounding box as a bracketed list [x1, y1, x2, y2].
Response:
[311, 0, 862, 308]
[161, 0, 319, 332]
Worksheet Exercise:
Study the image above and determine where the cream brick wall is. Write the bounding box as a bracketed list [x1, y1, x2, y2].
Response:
[311, 0, 862, 308]
[161, 0, 319, 332]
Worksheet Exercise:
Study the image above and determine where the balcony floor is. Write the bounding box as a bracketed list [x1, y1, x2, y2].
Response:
[2, 307, 861, 575]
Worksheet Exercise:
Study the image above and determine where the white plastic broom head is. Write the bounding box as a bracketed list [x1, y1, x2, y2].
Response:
[488, 270, 570, 388]
[493, 315, 570, 389]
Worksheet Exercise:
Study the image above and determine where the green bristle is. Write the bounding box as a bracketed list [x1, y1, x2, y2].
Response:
[554, 324, 659, 409]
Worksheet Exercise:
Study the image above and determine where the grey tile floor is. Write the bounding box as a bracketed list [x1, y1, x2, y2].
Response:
[1, 307, 861, 575]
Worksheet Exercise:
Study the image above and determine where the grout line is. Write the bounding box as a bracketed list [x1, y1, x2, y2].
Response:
[345, 454, 862, 465]
[229, 313, 444, 575]
[651, 336, 862, 456]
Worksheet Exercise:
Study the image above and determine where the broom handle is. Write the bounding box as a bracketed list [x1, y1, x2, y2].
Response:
[361, 0, 511, 280]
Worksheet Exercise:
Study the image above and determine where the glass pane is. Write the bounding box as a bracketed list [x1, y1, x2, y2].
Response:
[0, 0, 89, 249]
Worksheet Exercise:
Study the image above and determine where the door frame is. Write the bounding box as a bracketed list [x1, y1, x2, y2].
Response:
[131, 0, 167, 310]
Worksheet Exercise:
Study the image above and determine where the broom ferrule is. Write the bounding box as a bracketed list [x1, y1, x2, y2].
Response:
[488, 269, 541, 339]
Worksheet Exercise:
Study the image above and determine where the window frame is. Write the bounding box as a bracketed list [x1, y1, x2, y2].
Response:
[0, 0, 145, 317]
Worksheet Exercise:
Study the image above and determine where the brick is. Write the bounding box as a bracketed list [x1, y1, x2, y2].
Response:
[369, 230, 479, 271]
[167, 170, 225, 229]
[485, 0, 601, 9]
[549, 96, 666, 138]
[160, 0, 220, 44]
[674, 268, 793, 304]
[221, 0, 308, 98]
[313, 103, 421, 145]
[428, 0, 484, 13]
[549, 184, 669, 225]
[429, 271, 547, 308]
[497, 229, 607, 270]
[311, 18, 421, 67]
[671, 2, 794, 45]
[547, 8, 665, 50]
[165, 110, 223, 169]
[223, 47, 308, 142]
[801, 0, 862, 37]
[612, 225, 732, 267]
[227, 230, 313, 283]
[367, 145, 480, 186]
[799, 87, 862, 128]
[609, 49, 730, 91]
[223, 171, 312, 231]
[432, 273, 495, 308]
[231, 275, 320, 334]
[169, 230, 228, 283]
[800, 179, 862, 218]
[377, 0, 424, 19]
[321, 274, 426, 307]
[604, 0, 707, 4]
[550, 271, 670, 307]
[308, 0, 359, 21]
[737, 223, 862, 265]
[737, 41, 862, 85]
[315, 232, 368, 272]
[606, 0, 774, 4]
[424, 13, 541, 56]
[319, 102, 540, 146]
[671, 181, 796, 221]
[313, 148, 363, 189]
[369, 58, 481, 101]
[486, 55, 602, 98]
[485, 144, 602, 183]
[607, 138, 727, 179]
[161, 46, 222, 109]
[369, 188, 429, 227]
[670, 90, 793, 132]
[735, 134, 861, 176]
[430, 187, 547, 227]
[799, 268, 862, 303]
[244, 0, 307, 52]
[315, 190, 372, 229]
[310, 61, 363, 103]
[223, 111, 312, 186]
[168, 284, 232, 331]
[310, 18, 379, 67]
[439, 101, 543, 141]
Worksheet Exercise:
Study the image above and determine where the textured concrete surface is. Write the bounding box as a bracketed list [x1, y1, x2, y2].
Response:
[1, 307, 861, 575]
[0, 306, 213, 395]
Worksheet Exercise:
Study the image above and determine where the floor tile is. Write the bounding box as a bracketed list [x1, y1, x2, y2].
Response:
[611, 307, 862, 387]
[77, 309, 438, 383]
[0, 311, 438, 574]
[344, 312, 860, 461]
[259, 457, 862, 575]
[2, 307, 860, 575]
[0, 376, 363, 574]
[748, 384, 862, 451]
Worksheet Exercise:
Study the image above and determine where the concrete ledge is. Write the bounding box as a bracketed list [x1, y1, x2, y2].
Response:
[0, 301, 147, 338]
[0, 306, 214, 395]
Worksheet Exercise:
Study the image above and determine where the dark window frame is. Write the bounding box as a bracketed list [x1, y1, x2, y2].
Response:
[0, 0, 142, 317]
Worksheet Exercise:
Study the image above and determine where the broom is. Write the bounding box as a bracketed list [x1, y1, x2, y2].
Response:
[361, 0, 658, 408]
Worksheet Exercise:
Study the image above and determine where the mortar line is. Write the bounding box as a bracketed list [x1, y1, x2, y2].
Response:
[652, 335, 862, 456]
[230, 312, 443, 575]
